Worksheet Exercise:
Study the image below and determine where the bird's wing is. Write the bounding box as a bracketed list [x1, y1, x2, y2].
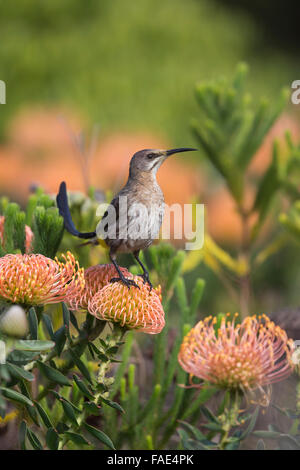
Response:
[56, 181, 96, 239]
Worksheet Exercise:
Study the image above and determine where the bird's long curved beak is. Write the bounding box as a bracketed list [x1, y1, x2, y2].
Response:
[165, 147, 198, 156]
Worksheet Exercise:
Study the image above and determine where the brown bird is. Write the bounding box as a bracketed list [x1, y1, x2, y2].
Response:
[56, 147, 197, 289]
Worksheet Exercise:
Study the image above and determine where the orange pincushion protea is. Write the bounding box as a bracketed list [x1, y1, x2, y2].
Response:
[88, 276, 164, 334]
[0, 251, 84, 306]
[0, 215, 34, 253]
[68, 264, 130, 310]
[178, 314, 294, 391]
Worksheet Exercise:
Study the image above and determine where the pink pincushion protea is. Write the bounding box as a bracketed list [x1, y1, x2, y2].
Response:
[68, 264, 130, 310]
[0, 215, 34, 253]
[88, 276, 164, 334]
[178, 314, 294, 391]
[0, 251, 84, 306]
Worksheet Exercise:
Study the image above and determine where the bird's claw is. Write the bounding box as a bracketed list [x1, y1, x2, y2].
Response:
[137, 273, 153, 291]
[110, 277, 140, 289]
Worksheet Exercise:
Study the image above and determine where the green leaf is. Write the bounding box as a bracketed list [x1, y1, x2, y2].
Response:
[84, 423, 115, 450]
[73, 375, 94, 400]
[19, 420, 27, 450]
[37, 361, 70, 387]
[35, 401, 53, 429]
[51, 390, 81, 413]
[64, 431, 90, 446]
[101, 397, 124, 413]
[178, 430, 215, 450]
[240, 407, 259, 440]
[202, 422, 223, 432]
[46, 428, 59, 450]
[27, 428, 43, 450]
[14, 340, 55, 352]
[256, 439, 266, 450]
[56, 422, 69, 434]
[42, 315, 54, 340]
[19, 381, 40, 426]
[225, 437, 241, 450]
[82, 402, 101, 416]
[253, 430, 282, 439]
[200, 405, 220, 424]
[69, 311, 80, 332]
[61, 399, 78, 426]
[28, 307, 38, 340]
[7, 349, 38, 365]
[0, 387, 34, 407]
[69, 349, 93, 384]
[62, 303, 70, 328]
[6, 362, 34, 382]
[53, 325, 67, 356]
[179, 421, 207, 442]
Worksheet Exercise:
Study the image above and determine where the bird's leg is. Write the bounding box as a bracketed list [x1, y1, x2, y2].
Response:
[109, 251, 139, 289]
[133, 250, 153, 291]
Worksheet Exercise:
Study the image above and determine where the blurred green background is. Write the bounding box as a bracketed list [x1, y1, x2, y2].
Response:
[0, 0, 299, 143]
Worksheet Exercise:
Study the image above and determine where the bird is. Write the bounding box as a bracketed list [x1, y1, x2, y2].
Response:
[56, 147, 197, 289]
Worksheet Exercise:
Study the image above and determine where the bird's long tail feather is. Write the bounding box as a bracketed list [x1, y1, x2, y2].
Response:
[56, 181, 96, 239]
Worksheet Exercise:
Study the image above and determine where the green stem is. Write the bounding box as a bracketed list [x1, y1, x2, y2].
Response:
[58, 324, 126, 450]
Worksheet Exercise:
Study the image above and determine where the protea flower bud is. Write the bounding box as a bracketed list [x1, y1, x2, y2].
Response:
[0, 305, 28, 338]
[88, 276, 165, 334]
[68, 264, 130, 311]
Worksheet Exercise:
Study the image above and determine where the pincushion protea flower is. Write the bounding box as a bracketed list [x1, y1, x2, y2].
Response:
[0, 215, 33, 253]
[0, 251, 84, 306]
[178, 314, 294, 392]
[68, 264, 130, 310]
[88, 276, 164, 334]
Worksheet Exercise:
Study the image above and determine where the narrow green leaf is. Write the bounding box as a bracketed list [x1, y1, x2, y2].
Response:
[240, 407, 259, 440]
[69, 311, 80, 332]
[35, 401, 53, 429]
[61, 399, 78, 426]
[0, 387, 34, 407]
[42, 315, 54, 340]
[6, 362, 34, 382]
[200, 405, 220, 424]
[62, 302, 70, 328]
[46, 428, 59, 450]
[14, 340, 55, 352]
[28, 307, 38, 340]
[83, 402, 101, 416]
[256, 439, 266, 450]
[73, 375, 94, 400]
[64, 431, 90, 446]
[37, 361, 70, 387]
[19, 420, 27, 450]
[53, 325, 67, 356]
[27, 428, 43, 450]
[101, 398, 124, 413]
[69, 349, 92, 384]
[179, 421, 207, 441]
[253, 430, 282, 439]
[84, 423, 115, 450]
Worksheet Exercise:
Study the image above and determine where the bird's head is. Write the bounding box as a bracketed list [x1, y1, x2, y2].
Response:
[129, 148, 197, 178]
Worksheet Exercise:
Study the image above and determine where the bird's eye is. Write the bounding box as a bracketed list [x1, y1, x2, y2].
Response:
[147, 153, 156, 159]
